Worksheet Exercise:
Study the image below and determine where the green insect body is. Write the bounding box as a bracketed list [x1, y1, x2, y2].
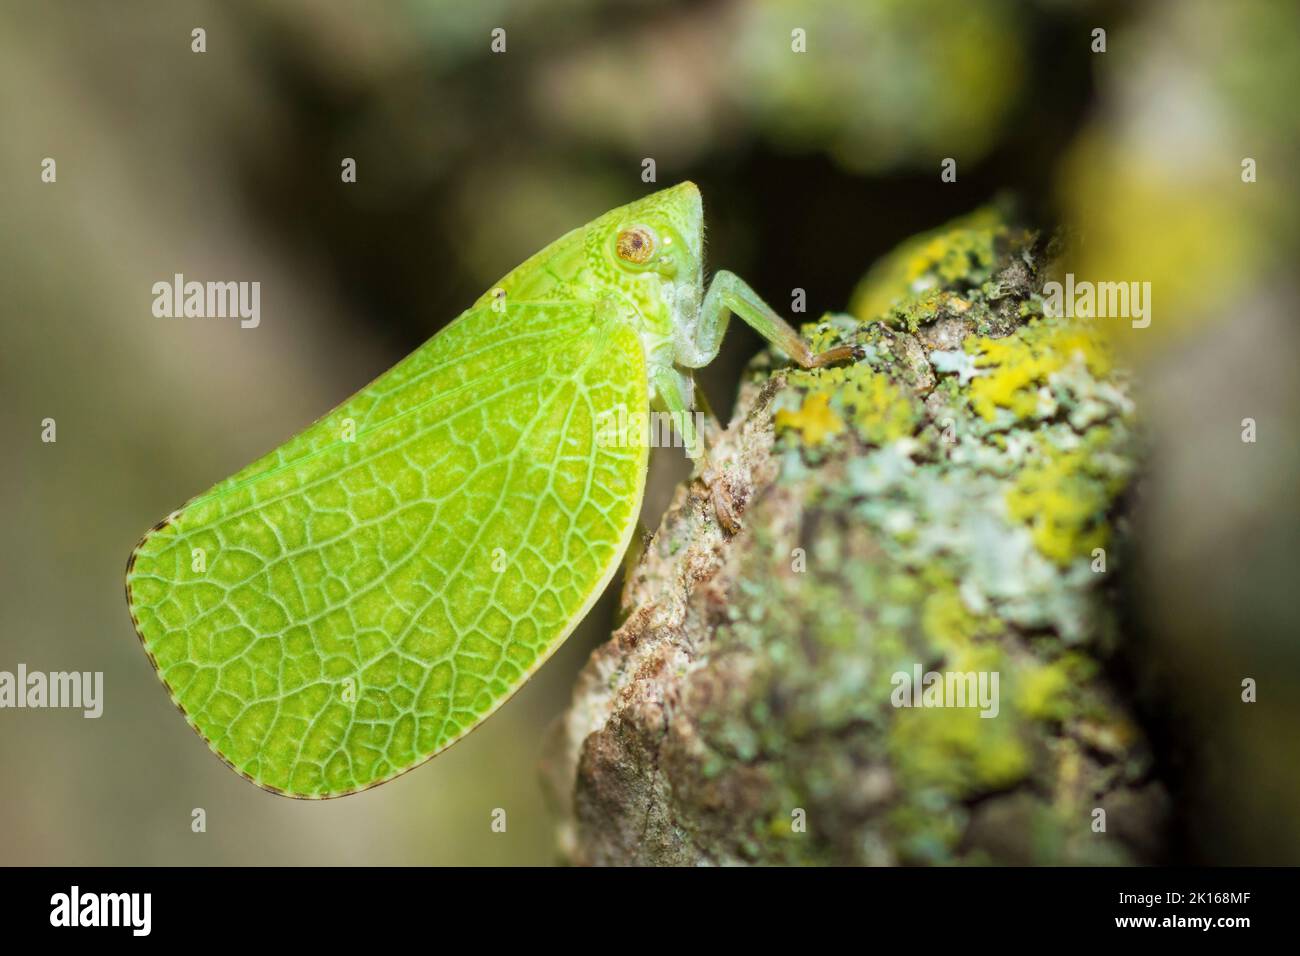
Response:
[125, 182, 855, 797]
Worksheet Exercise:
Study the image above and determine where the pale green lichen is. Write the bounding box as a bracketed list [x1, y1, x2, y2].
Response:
[733, 209, 1149, 862]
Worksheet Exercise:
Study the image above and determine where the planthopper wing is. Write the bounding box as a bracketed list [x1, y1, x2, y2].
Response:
[126, 300, 648, 797]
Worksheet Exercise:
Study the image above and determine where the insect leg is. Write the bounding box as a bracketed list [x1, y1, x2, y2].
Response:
[651, 365, 741, 534]
[651, 365, 705, 461]
[678, 270, 861, 369]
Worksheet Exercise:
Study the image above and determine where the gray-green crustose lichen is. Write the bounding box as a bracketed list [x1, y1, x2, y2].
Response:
[546, 206, 1164, 866]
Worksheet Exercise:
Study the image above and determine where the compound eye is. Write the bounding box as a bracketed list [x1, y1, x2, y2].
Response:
[615, 226, 655, 264]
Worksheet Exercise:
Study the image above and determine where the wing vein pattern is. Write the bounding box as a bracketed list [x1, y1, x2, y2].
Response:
[126, 301, 647, 797]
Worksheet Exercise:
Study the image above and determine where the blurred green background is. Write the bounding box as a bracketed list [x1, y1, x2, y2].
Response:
[1, 0, 1297, 864]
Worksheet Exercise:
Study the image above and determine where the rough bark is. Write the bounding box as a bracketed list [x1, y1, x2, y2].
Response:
[543, 207, 1168, 865]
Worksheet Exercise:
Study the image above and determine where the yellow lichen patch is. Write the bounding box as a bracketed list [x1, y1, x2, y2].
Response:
[920, 570, 1002, 657]
[1005, 433, 1125, 566]
[892, 706, 1030, 793]
[1017, 658, 1077, 722]
[966, 319, 1111, 423]
[793, 364, 921, 446]
[774, 392, 844, 446]
[889, 646, 1030, 795]
[850, 206, 1007, 323]
[847, 372, 920, 445]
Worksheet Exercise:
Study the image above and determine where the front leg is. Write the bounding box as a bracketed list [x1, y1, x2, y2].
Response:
[674, 270, 863, 370]
[651, 365, 741, 534]
[668, 271, 861, 532]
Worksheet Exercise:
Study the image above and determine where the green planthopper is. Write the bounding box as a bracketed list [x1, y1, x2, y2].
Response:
[125, 182, 860, 797]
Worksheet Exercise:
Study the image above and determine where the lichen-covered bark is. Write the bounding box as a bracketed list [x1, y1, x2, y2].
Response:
[543, 208, 1168, 865]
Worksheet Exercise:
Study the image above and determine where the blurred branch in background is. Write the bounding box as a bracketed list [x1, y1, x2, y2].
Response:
[1056, 0, 1300, 863]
